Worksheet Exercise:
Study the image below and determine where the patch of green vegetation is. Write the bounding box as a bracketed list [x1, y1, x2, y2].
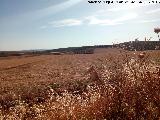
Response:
[154, 58, 160, 65]
[48, 83, 60, 90]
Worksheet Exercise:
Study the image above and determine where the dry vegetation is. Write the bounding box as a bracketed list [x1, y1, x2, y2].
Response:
[0, 48, 160, 120]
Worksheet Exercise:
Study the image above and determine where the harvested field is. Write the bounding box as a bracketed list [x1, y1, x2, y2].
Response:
[0, 48, 160, 120]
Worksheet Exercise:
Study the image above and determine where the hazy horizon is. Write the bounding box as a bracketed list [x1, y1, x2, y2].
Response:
[0, 0, 160, 51]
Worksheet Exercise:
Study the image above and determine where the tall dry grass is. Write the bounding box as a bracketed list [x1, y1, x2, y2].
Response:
[0, 51, 160, 120]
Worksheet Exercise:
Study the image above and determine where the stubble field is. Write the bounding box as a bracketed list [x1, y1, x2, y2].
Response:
[0, 48, 160, 120]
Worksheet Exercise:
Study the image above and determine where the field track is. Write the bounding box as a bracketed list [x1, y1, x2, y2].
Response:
[0, 60, 44, 71]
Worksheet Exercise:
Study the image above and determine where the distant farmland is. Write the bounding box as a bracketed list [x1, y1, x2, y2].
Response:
[0, 41, 159, 58]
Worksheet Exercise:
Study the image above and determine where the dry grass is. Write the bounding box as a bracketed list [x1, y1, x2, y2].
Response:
[0, 48, 160, 120]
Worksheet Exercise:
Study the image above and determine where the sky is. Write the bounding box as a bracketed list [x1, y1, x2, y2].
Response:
[0, 0, 160, 51]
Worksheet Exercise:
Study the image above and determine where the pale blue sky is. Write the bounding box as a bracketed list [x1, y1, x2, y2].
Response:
[0, 0, 160, 51]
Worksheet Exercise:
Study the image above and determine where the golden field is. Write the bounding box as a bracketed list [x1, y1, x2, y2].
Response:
[0, 48, 160, 120]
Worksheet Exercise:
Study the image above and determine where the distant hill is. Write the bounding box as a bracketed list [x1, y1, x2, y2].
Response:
[0, 41, 159, 57]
